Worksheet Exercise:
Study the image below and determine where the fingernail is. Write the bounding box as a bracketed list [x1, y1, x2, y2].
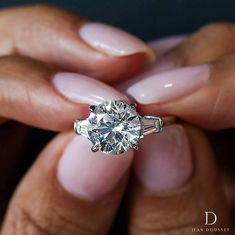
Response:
[116, 36, 183, 92]
[52, 72, 127, 105]
[127, 64, 210, 104]
[58, 136, 133, 201]
[134, 125, 193, 192]
[117, 55, 177, 92]
[80, 22, 155, 63]
[149, 35, 186, 56]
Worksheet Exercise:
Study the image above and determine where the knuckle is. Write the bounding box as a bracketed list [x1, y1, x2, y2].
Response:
[130, 225, 196, 235]
[23, 4, 82, 22]
[207, 88, 224, 128]
[25, 4, 63, 13]
[206, 79, 234, 129]
[129, 193, 203, 235]
[130, 212, 200, 235]
[45, 206, 96, 235]
[175, 22, 235, 66]
[3, 200, 94, 235]
[4, 206, 53, 235]
[199, 22, 235, 35]
[204, 55, 235, 129]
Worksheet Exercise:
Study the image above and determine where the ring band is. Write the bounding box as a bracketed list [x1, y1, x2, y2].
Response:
[74, 100, 176, 155]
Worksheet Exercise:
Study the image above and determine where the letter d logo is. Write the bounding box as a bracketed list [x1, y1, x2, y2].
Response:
[205, 211, 217, 225]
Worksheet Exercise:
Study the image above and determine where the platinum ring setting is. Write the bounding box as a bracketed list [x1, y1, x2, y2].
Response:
[74, 100, 175, 155]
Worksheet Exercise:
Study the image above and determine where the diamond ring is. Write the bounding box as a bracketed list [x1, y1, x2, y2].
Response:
[74, 100, 175, 155]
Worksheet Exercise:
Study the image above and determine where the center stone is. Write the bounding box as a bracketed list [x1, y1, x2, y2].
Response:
[87, 100, 142, 155]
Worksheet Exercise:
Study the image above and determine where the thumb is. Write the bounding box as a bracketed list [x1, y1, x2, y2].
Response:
[1, 132, 133, 235]
[127, 125, 230, 234]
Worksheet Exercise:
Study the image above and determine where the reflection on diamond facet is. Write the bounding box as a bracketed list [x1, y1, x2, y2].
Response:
[76, 100, 142, 155]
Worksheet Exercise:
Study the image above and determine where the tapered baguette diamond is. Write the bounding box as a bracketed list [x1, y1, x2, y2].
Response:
[75, 100, 142, 155]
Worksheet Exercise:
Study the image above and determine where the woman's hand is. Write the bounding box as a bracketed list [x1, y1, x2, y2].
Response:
[0, 4, 154, 129]
[121, 23, 235, 234]
[0, 4, 234, 234]
[126, 23, 235, 129]
[0, 4, 154, 234]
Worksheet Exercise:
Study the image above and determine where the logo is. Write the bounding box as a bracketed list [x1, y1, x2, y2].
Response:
[191, 211, 230, 233]
[205, 211, 217, 225]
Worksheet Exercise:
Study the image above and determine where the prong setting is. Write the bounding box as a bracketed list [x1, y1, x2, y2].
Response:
[89, 105, 96, 112]
[132, 144, 138, 150]
[130, 103, 137, 110]
[91, 145, 100, 152]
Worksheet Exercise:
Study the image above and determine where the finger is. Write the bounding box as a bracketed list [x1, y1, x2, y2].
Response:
[139, 22, 235, 73]
[122, 23, 235, 123]
[119, 23, 235, 90]
[116, 35, 186, 90]
[127, 54, 235, 129]
[169, 23, 235, 66]
[127, 124, 230, 234]
[0, 56, 127, 130]
[0, 4, 155, 82]
[1, 131, 133, 235]
[149, 35, 186, 56]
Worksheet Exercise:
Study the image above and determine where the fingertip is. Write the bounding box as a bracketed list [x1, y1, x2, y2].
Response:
[134, 124, 193, 192]
[58, 136, 134, 201]
[52, 72, 129, 105]
[79, 22, 156, 64]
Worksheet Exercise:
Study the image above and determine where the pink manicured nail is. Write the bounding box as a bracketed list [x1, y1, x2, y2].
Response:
[149, 35, 186, 56]
[58, 136, 133, 201]
[127, 64, 210, 104]
[117, 55, 176, 92]
[134, 125, 193, 191]
[53, 72, 127, 105]
[80, 22, 155, 62]
[117, 35, 187, 92]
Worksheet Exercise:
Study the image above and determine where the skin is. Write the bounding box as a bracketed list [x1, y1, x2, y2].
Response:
[0, 5, 234, 235]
